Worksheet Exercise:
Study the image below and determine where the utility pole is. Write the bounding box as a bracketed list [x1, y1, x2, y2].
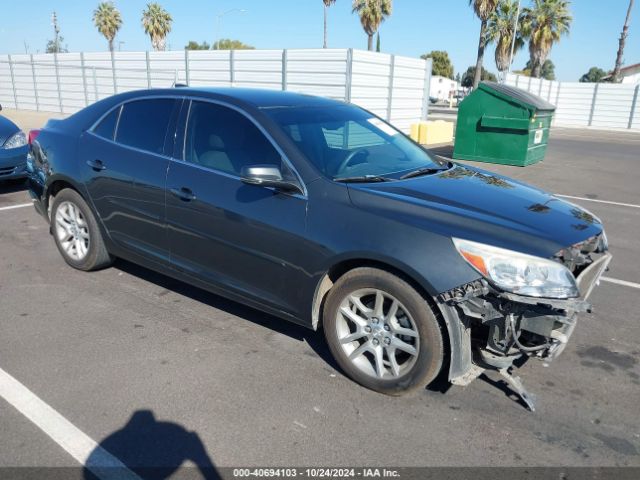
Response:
[51, 11, 60, 53]
[507, 0, 521, 77]
[612, 0, 635, 82]
[214, 9, 247, 49]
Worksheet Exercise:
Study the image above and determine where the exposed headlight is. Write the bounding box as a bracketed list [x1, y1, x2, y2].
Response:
[453, 238, 579, 299]
[3, 131, 27, 149]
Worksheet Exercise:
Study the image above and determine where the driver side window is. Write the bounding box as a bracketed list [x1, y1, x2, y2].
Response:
[184, 101, 282, 176]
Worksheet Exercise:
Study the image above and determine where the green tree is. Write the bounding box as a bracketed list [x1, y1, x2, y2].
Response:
[185, 40, 210, 50]
[352, 0, 392, 51]
[323, 0, 337, 49]
[461, 65, 497, 88]
[420, 50, 454, 79]
[612, 0, 634, 82]
[93, 2, 123, 53]
[212, 39, 255, 50]
[469, 0, 500, 88]
[522, 0, 572, 78]
[524, 59, 555, 80]
[142, 3, 173, 52]
[486, 0, 526, 74]
[580, 67, 608, 83]
[47, 11, 67, 54]
[46, 37, 68, 54]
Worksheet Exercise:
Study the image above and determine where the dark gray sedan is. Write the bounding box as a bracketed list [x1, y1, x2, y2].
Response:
[27, 88, 611, 410]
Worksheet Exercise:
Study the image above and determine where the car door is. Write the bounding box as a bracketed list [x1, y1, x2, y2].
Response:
[79, 97, 181, 265]
[165, 99, 308, 318]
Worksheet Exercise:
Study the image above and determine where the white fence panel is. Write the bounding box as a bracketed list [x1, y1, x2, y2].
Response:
[506, 73, 640, 130]
[234, 49, 283, 90]
[0, 55, 16, 109]
[591, 83, 636, 129]
[9, 54, 37, 111]
[286, 49, 349, 101]
[113, 51, 149, 94]
[32, 54, 60, 112]
[0, 49, 431, 132]
[632, 86, 640, 130]
[186, 50, 231, 87]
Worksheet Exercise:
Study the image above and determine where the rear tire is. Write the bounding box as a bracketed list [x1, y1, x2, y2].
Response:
[50, 188, 113, 271]
[323, 267, 444, 395]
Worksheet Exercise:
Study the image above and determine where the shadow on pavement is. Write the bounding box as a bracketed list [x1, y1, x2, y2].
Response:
[84, 409, 219, 480]
[0, 178, 28, 195]
[114, 259, 341, 373]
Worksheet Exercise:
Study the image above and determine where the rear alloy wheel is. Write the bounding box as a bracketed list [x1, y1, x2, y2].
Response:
[323, 268, 444, 395]
[51, 188, 113, 271]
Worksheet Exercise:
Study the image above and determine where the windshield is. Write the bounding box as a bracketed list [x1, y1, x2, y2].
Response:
[264, 105, 445, 180]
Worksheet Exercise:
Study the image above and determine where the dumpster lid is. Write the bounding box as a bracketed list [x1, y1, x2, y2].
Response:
[480, 81, 556, 112]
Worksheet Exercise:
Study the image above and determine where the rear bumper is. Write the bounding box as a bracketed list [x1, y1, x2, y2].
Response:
[0, 146, 28, 180]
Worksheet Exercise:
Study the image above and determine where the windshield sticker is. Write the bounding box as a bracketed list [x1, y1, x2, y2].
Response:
[367, 118, 399, 137]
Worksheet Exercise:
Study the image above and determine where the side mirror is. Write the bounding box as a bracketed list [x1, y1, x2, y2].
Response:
[0, 104, 3, 112]
[241, 165, 302, 194]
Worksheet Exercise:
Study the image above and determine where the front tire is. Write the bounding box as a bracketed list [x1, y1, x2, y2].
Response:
[323, 267, 444, 395]
[50, 188, 113, 271]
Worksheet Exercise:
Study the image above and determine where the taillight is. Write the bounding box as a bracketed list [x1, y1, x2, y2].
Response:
[28, 129, 41, 145]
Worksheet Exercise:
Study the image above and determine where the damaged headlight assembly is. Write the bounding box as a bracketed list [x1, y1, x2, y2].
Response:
[452, 238, 579, 299]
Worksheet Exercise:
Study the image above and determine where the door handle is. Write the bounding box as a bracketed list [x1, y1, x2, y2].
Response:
[170, 187, 196, 202]
[86, 159, 106, 171]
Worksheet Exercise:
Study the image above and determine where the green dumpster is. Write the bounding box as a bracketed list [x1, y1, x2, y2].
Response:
[453, 81, 556, 166]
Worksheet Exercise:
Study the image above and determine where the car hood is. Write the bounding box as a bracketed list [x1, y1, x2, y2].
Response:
[347, 163, 603, 259]
[0, 115, 20, 145]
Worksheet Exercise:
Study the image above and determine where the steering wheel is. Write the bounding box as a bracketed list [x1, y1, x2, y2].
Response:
[336, 148, 370, 175]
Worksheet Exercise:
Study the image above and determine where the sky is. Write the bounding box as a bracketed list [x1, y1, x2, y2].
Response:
[0, 0, 637, 82]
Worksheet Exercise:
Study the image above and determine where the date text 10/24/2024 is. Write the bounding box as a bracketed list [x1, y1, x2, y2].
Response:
[232, 468, 401, 478]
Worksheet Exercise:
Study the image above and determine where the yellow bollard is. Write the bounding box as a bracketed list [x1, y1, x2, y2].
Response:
[410, 123, 420, 142]
[418, 120, 454, 145]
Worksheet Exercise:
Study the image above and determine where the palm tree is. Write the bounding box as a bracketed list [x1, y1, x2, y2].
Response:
[93, 2, 123, 53]
[486, 0, 525, 75]
[141, 3, 173, 52]
[323, 0, 337, 49]
[612, 0, 634, 82]
[469, 0, 499, 89]
[470, 0, 501, 89]
[352, 0, 392, 51]
[522, 0, 572, 78]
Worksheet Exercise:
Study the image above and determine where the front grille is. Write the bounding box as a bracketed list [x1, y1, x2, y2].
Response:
[0, 166, 16, 176]
[0, 163, 26, 177]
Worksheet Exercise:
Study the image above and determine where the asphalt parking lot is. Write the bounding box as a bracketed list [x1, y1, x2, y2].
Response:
[1, 109, 639, 476]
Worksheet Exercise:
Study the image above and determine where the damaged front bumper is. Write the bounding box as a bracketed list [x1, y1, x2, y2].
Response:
[437, 250, 612, 411]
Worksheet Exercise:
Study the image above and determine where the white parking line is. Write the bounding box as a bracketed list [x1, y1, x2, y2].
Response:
[556, 195, 640, 209]
[0, 367, 141, 480]
[0, 202, 33, 212]
[601, 277, 640, 290]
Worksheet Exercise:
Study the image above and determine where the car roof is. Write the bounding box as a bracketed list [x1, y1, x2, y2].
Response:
[146, 87, 346, 109]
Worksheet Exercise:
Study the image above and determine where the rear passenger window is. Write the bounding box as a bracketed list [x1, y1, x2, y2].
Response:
[93, 107, 120, 140]
[115, 99, 176, 154]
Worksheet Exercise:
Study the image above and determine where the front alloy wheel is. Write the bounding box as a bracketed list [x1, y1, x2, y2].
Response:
[324, 267, 444, 395]
[336, 289, 420, 379]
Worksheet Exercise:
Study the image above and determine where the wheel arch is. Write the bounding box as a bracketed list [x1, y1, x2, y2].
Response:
[44, 174, 87, 218]
[311, 256, 466, 383]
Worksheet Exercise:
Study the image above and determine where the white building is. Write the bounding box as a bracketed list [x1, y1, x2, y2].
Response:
[619, 63, 640, 84]
[429, 75, 460, 101]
